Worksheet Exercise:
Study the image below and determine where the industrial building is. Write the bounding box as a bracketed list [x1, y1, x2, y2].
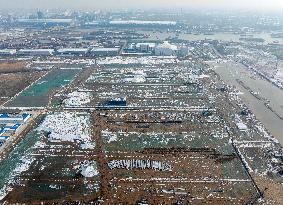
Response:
[109, 20, 177, 26]
[123, 43, 138, 54]
[0, 113, 31, 146]
[136, 43, 156, 53]
[178, 45, 189, 57]
[2, 124, 21, 134]
[17, 49, 54, 56]
[17, 19, 72, 27]
[155, 41, 178, 56]
[57, 48, 89, 56]
[0, 136, 10, 141]
[90, 47, 120, 57]
[154, 42, 189, 57]
[108, 20, 179, 29]
[98, 97, 127, 108]
[0, 49, 17, 56]
[0, 113, 31, 124]
[123, 42, 156, 55]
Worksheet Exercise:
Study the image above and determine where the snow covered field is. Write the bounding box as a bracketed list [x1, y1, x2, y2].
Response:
[64, 91, 91, 107]
[37, 112, 91, 143]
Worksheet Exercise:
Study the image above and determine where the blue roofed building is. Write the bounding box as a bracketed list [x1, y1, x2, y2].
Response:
[0, 128, 5, 136]
[0, 136, 10, 141]
[3, 124, 22, 133]
[0, 113, 31, 147]
[0, 113, 31, 124]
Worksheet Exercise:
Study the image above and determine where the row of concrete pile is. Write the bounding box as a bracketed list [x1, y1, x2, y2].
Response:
[107, 159, 172, 171]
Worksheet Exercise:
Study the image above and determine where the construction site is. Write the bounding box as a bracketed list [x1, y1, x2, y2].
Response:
[0, 5, 282, 204]
[0, 56, 281, 204]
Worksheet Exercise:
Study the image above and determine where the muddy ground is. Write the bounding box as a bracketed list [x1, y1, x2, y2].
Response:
[0, 71, 46, 105]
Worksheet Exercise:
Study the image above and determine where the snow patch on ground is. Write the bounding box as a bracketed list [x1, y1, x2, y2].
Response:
[37, 112, 91, 143]
[80, 142, 95, 149]
[255, 124, 279, 143]
[80, 161, 99, 177]
[0, 156, 35, 200]
[64, 91, 91, 107]
[102, 130, 118, 143]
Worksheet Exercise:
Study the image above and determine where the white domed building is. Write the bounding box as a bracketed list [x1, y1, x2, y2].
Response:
[155, 41, 178, 56]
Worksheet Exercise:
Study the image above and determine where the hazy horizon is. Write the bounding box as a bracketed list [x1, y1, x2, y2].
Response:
[0, 0, 283, 11]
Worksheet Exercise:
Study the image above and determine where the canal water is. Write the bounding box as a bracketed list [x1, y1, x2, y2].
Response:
[140, 31, 283, 44]
[209, 60, 283, 145]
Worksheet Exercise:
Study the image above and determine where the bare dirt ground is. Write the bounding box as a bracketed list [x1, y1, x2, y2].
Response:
[253, 175, 283, 205]
[0, 71, 46, 106]
[0, 61, 29, 73]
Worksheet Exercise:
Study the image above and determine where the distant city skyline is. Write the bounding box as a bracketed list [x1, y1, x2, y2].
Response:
[0, 0, 282, 10]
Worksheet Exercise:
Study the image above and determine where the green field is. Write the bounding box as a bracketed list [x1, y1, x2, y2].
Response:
[7, 69, 80, 107]
[21, 69, 80, 97]
[0, 130, 41, 195]
[102, 131, 233, 155]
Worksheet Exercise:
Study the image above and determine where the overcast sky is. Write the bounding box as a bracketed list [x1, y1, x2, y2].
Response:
[0, 0, 282, 10]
